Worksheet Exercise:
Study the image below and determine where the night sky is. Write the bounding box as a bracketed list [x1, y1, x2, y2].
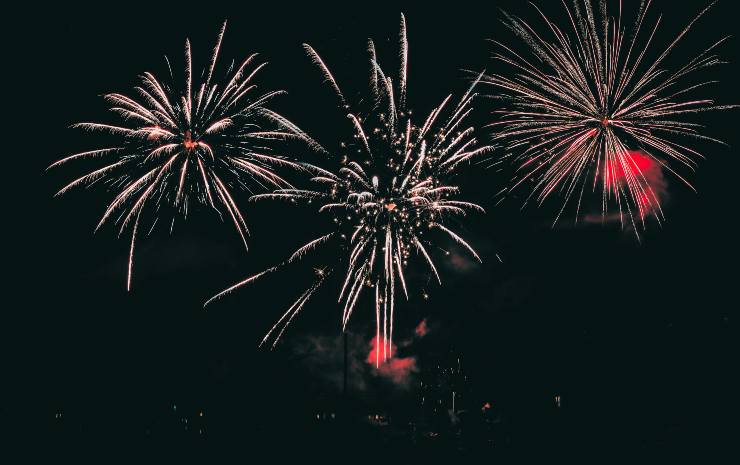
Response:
[7, 1, 738, 461]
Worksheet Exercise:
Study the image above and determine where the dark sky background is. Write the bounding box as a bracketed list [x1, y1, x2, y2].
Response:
[6, 0, 738, 460]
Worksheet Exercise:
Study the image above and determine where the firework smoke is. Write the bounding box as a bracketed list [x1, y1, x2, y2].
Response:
[366, 336, 418, 387]
[293, 319, 428, 392]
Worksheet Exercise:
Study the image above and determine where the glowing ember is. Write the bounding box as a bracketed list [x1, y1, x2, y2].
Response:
[183, 130, 198, 151]
[414, 318, 428, 338]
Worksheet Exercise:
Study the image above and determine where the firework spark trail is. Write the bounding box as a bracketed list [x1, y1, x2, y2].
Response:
[207, 15, 492, 363]
[50, 22, 319, 289]
[483, 0, 736, 233]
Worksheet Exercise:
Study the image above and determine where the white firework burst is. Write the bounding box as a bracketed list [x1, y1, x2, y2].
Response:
[207, 15, 492, 363]
[50, 22, 316, 289]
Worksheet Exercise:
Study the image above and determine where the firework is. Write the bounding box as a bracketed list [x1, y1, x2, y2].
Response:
[483, 0, 735, 230]
[206, 15, 492, 363]
[49, 22, 314, 290]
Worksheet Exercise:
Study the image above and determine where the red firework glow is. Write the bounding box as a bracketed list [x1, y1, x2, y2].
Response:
[366, 336, 418, 385]
[597, 150, 667, 222]
[606, 151, 655, 181]
[414, 318, 428, 338]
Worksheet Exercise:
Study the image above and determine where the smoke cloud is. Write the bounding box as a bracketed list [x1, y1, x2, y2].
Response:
[292, 319, 431, 392]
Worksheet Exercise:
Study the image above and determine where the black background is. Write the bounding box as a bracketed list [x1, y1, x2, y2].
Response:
[6, 1, 738, 461]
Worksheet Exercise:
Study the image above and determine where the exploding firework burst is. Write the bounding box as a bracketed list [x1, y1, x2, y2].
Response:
[483, 0, 736, 230]
[206, 15, 492, 364]
[49, 22, 314, 290]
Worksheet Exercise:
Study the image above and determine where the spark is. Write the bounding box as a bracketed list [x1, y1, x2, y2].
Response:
[483, 0, 736, 232]
[207, 15, 491, 362]
[50, 21, 316, 289]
